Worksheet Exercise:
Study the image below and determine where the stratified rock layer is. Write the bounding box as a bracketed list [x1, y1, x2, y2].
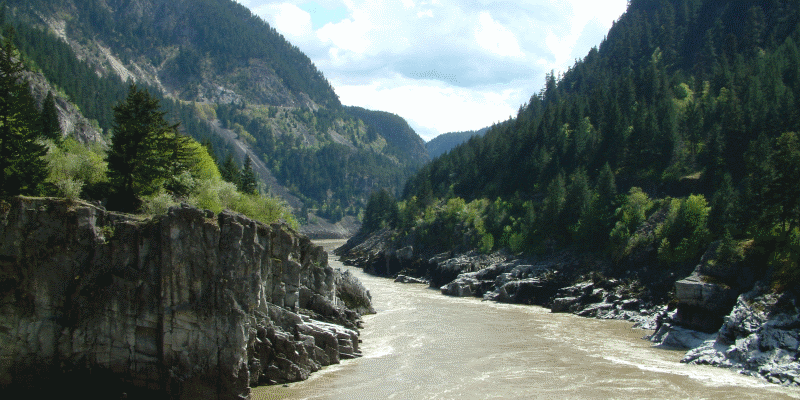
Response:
[0, 197, 372, 399]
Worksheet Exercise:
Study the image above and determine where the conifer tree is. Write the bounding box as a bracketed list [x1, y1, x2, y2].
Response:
[106, 84, 189, 211]
[39, 91, 61, 142]
[239, 156, 257, 195]
[362, 188, 398, 233]
[763, 132, 800, 236]
[0, 29, 47, 196]
[219, 153, 240, 186]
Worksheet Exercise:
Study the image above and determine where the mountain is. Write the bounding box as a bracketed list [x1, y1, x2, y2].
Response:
[363, 0, 800, 304]
[343, 106, 430, 164]
[338, 1, 800, 382]
[425, 127, 490, 159]
[5, 0, 428, 235]
[406, 0, 800, 214]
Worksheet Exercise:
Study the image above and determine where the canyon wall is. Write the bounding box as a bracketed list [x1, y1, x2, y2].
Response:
[0, 197, 373, 399]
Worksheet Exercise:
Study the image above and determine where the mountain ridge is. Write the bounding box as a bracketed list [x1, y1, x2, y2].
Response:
[6, 0, 429, 235]
[426, 127, 490, 159]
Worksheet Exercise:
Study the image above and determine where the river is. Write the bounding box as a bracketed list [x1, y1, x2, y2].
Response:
[253, 240, 800, 400]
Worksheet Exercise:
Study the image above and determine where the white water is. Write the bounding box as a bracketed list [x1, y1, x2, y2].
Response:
[253, 240, 800, 400]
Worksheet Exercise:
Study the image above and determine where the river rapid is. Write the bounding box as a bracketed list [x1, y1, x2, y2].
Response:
[253, 240, 800, 400]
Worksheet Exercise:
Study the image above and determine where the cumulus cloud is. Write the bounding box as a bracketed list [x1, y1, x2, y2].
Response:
[475, 12, 523, 58]
[236, 0, 628, 140]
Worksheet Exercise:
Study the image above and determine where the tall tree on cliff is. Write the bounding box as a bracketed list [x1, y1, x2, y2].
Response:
[106, 84, 194, 211]
[238, 156, 257, 195]
[0, 29, 47, 197]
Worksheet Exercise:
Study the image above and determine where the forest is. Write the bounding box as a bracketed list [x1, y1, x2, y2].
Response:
[365, 0, 800, 294]
[2, 0, 429, 224]
[0, 24, 297, 227]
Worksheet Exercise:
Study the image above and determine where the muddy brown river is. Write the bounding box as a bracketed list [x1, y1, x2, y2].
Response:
[253, 240, 800, 399]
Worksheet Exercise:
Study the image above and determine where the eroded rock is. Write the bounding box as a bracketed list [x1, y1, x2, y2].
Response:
[0, 197, 373, 399]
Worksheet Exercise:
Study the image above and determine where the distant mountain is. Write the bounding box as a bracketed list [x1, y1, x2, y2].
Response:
[344, 106, 430, 165]
[425, 127, 489, 159]
[7, 0, 428, 233]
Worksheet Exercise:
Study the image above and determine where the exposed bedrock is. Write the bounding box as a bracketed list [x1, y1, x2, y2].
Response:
[0, 197, 373, 399]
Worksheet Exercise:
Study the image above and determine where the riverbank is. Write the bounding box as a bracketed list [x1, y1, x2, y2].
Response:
[254, 240, 800, 400]
[335, 229, 800, 387]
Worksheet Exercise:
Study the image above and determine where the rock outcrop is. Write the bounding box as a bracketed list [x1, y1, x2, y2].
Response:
[0, 197, 373, 399]
[680, 287, 800, 386]
[672, 272, 738, 332]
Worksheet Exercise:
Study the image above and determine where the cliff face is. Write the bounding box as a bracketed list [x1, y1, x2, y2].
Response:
[0, 197, 373, 399]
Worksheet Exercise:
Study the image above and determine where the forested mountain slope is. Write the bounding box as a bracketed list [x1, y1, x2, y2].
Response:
[365, 0, 800, 296]
[5, 0, 428, 232]
[425, 127, 489, 159]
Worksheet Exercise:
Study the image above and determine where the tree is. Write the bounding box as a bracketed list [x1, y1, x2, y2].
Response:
[763, 132, 800, 236]
[39, 91, 62, 142]
[106, 84, 191, 211]
[362, 188, 399, 233]
[238, 156, 257, 194]
[0, 29, 47, 197]
[219, 152, 240, 186]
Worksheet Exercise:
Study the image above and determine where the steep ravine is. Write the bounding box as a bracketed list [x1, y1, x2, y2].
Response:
[0, 197, 373, 399]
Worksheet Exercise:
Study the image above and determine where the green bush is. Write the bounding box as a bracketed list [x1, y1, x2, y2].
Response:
[609, 187, 654, 259]
[141, 189, 178, 216]
[657, 194, 711, 263]
[45, 138, 108, 199]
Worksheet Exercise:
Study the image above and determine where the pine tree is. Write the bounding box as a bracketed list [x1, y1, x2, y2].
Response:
[238, 156, 257, 195]
[219, 153, 240, 186]
[0, 30, 47, 196]
[362, 188, 398, 233]
[106, 84, 188, 211]
[763, 132, 800, 236]
[39, 91, 62, 142]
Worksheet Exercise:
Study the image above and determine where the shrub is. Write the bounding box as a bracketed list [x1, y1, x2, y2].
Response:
[45, 138, 108, 199]
[141, 189, 178, 216]
[657, 194, 712, 262]
[609, 187, 654, 259]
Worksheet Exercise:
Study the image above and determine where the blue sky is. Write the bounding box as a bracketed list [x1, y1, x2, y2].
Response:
[235, 0, 629, 141]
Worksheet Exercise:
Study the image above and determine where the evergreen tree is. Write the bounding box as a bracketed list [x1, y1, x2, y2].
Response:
[238, 156, 257, 195]
[763, 131, 800, 236]
[362, 188, 399, 233]
[106, 84, 188, 211]
[0, 29, 47, 196]
[219, 153, 240, 186]
[39, 91, 61, 142]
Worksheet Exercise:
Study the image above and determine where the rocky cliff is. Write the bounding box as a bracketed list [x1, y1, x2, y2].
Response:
[0, 197, 373, 399]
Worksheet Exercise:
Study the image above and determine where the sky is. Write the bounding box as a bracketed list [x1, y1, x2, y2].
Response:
[235, 0, 629, 141]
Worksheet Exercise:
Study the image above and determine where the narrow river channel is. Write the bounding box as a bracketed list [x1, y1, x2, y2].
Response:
[253, 240, 800, 400]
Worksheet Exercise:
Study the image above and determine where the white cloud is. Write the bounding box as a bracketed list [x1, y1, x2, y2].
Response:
[268, 3, 312, 38]
[334, 74, 523, 141]
[475, 12, 523, 58]
[236, 0, 629, 138]
[316, 16, 371, 54]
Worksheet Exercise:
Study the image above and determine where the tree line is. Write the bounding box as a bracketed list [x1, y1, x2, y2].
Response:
[365, 0, 800, 294]
[0, 30, 296, 227]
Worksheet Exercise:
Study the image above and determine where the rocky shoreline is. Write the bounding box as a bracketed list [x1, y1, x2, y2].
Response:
[336, 229, 799, 387]
[0, 197, 374, 399]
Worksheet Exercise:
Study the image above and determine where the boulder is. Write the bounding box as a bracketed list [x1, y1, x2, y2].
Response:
[673, 272, 738, 332]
